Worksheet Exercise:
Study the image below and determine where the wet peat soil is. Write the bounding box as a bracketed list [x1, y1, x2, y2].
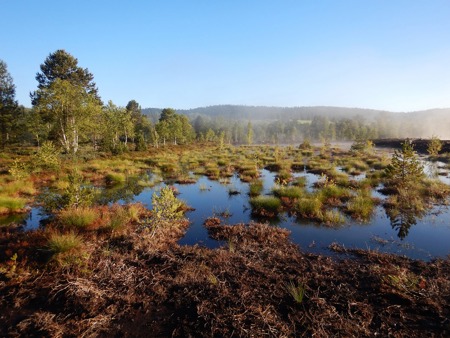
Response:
[0, 219, 449, 337]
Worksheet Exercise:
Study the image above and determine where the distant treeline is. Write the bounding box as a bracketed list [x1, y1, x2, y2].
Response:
[2, 48, 449, 153]
[143, 105, 450, 144]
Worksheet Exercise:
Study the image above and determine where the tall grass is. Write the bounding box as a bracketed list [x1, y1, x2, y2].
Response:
[346, 189, 375, 222]
[249, 180, 264, 197]
[249, 196, 281, 214]
[58, 207, 99, 229]
[0, 196, 27, 214]
[47, 231, 83, 254]
[272, 186, 304, 199]
[296, 195, 323, 220]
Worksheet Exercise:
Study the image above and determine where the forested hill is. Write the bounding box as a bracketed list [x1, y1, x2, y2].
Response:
[142, 105, 450, 141]
[142, 105, 394, 121]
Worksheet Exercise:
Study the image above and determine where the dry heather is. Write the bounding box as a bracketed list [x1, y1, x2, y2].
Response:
[0, 218, 449, 337]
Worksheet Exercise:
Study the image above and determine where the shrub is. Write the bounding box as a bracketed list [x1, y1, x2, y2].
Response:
[41, 169, 96, 210]
[385, 140, 424, 189]
[34, 141, 61, 171]
[107, 205, 131, 231]
[9, 159, 29, 179]
[292, 176, 307, 187]
[149, 186, 184, 226]
[427, 136, 442, 156]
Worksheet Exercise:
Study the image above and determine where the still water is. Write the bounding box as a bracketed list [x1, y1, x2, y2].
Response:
[3, 165, 450, 261]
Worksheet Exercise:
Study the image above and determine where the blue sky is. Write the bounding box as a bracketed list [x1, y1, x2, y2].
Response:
[2, 0, 450, 111]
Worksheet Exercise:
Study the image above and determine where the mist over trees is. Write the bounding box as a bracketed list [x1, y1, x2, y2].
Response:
[1, 50, 449, 154]
[142, 105, 450, 144]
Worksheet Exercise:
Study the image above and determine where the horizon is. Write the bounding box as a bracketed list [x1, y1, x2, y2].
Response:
[3, 1, 450, 112]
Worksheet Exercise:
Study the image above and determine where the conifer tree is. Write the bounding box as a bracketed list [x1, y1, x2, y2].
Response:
[385, 140, 424, 189]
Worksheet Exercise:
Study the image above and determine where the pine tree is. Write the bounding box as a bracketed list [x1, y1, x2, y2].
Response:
[385, 140, 424, 189]
[32, 51, 102, 154]
[427, 136, 442, 157]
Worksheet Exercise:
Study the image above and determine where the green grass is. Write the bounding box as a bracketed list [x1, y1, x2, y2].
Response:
[273, 186, 304, 199]
[318, 185, 351, 203]
[322, 209, 346, 225]
[291, 176, 307, 187]
[346, 191, 375, 222]
[0, 196, 27, 214]
[106, 172, 126, 185]
[249, 196, 281, 213]
[296, 195, 323, 219]
[249, 180, 264, 197]
[58, 207, 99, 229]
[286, 281, 305, 304]
[47, 231, 84, 254]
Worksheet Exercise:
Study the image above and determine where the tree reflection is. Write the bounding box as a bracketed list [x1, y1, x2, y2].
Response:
[385, 204, 424, 240]
[97, 175, 147, 204]
[384, 189, 426, 240]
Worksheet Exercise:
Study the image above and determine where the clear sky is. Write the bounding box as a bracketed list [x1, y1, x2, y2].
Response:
[2, 0, 450, 112]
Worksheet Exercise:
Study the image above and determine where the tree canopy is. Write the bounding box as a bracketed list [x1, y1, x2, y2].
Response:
[31, 49, 101, 105]
[0, 60, 18, 148]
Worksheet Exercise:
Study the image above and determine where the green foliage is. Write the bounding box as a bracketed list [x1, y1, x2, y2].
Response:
[58, 207, 99, 229]
[299, 139, 312, 150]
[34, 141, 61, 171]
[32, 50, 102, 154]
[47, 231, 83, 254]
[273, 186, 304, 199]
[385, 140, 424, 189]
[0, 196, 27, 214]
[249, 196, 281, 214]
[41, 169, 96, 210]
[246, 121, 253, 145]
[296, 196, 323, 219]
[0, 253, 18, 279]
[249, 179, 264, 197]
[427, 136, 442, 156]
[32, 49, 101, 104]
[150, 186, 184, 226]
[105, 172, 126, 185]
[0, 59, 19, 148]
[351, 139, 374, 153]
[156, 108, 195, 146]
[346, 191, 375, 222]
[9, 159, 29, 179]
[286, 281, 305, 304]
[322, 209, 346, 224]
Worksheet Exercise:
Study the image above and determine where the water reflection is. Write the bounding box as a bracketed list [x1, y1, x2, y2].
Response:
[385, 205, 424, 240]
[2, 160, 450, 260]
